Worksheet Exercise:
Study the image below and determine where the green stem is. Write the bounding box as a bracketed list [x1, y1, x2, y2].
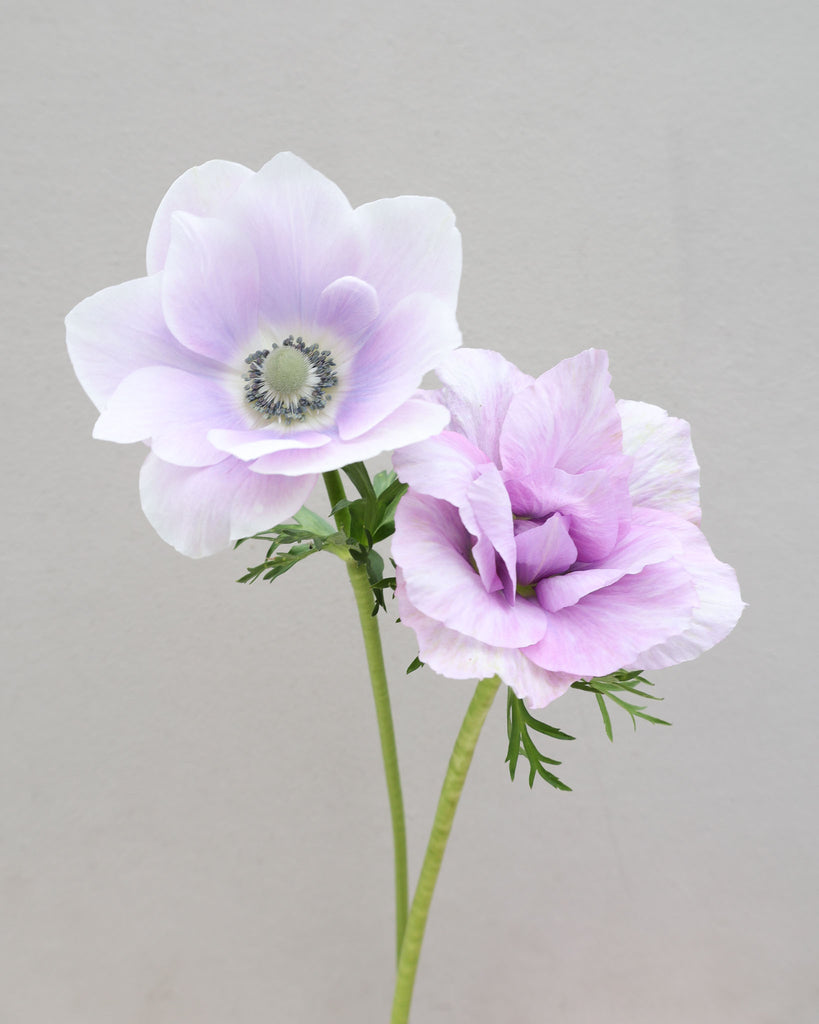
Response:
[323, 467, 351, 536]
[322, 470, 409, 961]
[391, 676, 501, 1024]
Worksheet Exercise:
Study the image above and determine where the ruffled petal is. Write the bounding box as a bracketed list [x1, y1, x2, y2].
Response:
[146, 159, 253, 274]
[506, 466, 632, 564]
[354, 195, 461, 312]
[393, 429, 489, 505]
[514, 513, 578, 585]
[93, 366, 242, 466]
[248, 397, 451, 477]
[393, 492, 547, 648]
[226, 152, 363, 328]
[627, 519, 744, 669]
[139, 453, 316, 558]
[500, 349, 623, 478]
[434, 348, 533, 465]
[162, 213, 260, 363]
[618, 399, 701, 524]
[335, 293, 461, 441]
[524, 562, 697, 677]
[463, 465, 517, 600]
[536, 508, 683, 612]
[66, 275, 216, 412]
[397, 573, 576, 710]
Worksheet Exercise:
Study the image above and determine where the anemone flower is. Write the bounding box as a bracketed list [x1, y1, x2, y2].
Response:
[392, 348, 743, 708]
[66, 153, 461, 556]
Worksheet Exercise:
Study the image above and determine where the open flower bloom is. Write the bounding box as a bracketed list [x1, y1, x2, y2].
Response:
[392, 348, 743, 709]
[66, 153, 461, 556]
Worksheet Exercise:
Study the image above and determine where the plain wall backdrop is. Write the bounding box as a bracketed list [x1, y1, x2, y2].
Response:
[2, 1, 817, 1021]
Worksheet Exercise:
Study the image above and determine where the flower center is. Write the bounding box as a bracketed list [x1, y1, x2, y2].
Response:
[243, 336, 338, 423]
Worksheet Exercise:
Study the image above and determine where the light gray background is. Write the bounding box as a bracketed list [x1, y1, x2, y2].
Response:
[2, 1, 817, 1021]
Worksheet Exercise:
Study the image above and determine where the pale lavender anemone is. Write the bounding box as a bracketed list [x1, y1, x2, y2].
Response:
[66, 153, 461, 556]
[392, 348, 743, 709]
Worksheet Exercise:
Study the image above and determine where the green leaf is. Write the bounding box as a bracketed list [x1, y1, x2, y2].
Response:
[505, 695, 522, 780]
[365, 548, 385, 586]
[373, 468, 399, 495]
[235, 514, 346, 587]
[292, 506, 335, 537]
[330, 498, 354, 515]
[595, 692, 613, 741]
[343, 462, 377, 505]
[572, 669, 670, 738]
[406, 656, 424, 674]
[371, 518, 399, 544]
[521, 710, 574, 742]
[505, 690, 574, 790]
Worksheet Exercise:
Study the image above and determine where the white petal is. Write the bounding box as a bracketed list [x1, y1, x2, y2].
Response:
[335, 293, 461, 441]
[249, 398, 450, 476]
[354, 194, 462, 312]
[66, 275, 215, 412]
[312, 276, 379, 342]
[618, 399, 701, 524]
[146, 159, 253, 274]
[162, 213, 260, 363]
[627, 519, 744, 669]
[139, 453, 316, 558]
[227, 152, 363, 328]
[93, 366, 241, 467]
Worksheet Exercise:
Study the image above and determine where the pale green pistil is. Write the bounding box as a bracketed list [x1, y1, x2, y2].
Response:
[263, 345, 312, 397]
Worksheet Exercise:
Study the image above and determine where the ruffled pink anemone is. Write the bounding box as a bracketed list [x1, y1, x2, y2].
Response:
[66, 153, 461, 556]
[392, 348, 743, 709]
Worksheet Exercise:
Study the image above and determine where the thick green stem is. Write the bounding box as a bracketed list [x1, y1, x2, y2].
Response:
[322, 470, 409, 960]
[323, 468, 351, 536]
[391, 676, 501, 1024]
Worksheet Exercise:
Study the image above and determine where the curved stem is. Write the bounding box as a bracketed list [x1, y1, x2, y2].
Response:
[322, 470, 409, 960]
[391, 676, 501, 1024]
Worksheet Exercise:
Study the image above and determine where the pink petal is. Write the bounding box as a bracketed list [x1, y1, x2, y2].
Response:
[500, 349, 622, 478]
[396, 573, 575, 710]
[524, 562, 698, 677]
[393, 429, 489, 505]
[249, 397, 451, 476]
[506, 466, 632, 563]
[393, 492, 547, 648]
[226, 152, 363, 328]
[618, 399, 701, 525]
[139, 453, 316, 558]
[335, 293, 461, 441]
[93, 366, 242, 467]
[65, 275, 216, 412]
[162, 213, 260, 363]
[463, 465, 517, 600]
[146, 159, 253, 275]
[354, 195, 462, 313]
[434, 348, 534, 465]
[627, 519, 744, 669]
[535, 508, 683, 612]
[515, 513, 578, 585]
